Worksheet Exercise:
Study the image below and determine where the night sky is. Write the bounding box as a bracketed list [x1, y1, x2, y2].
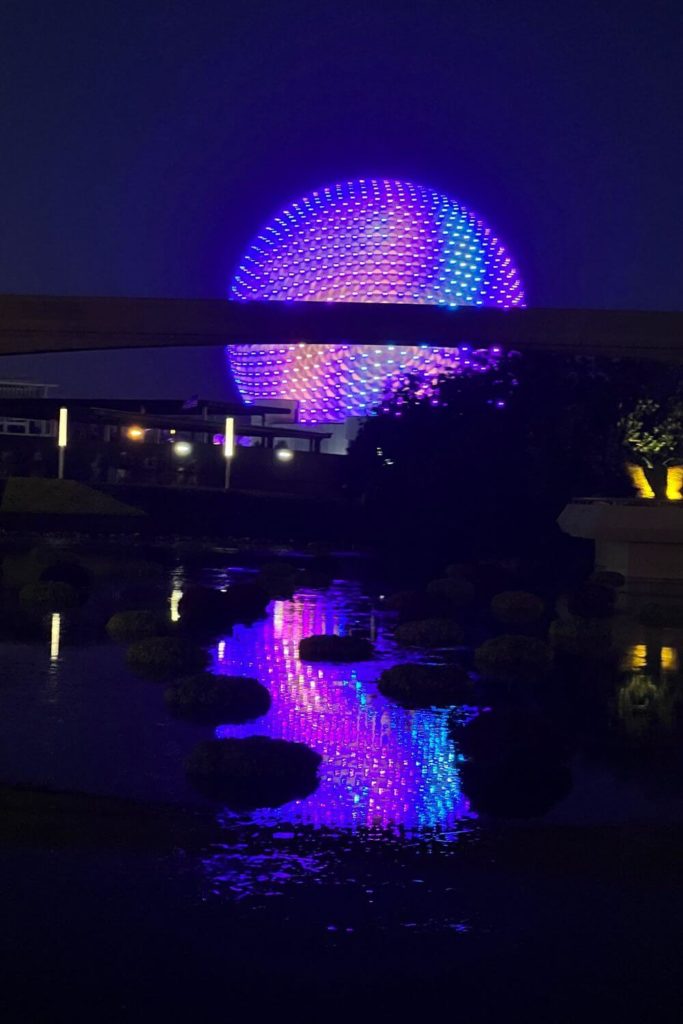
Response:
[0, 0, 679, 398]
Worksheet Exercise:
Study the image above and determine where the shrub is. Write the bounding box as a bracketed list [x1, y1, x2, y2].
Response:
[126, 637, 209, 679]
[377, 662, 472, 708]
[491, 590, 545, 627]
[460, 757, 572, 818]
[185, 736, 322, 808]
[19, 581, 79, 612]
[395, 619, 463, 648]
[1, 477, 144, 517]
[548, 617, 613, 659]
[474, 634, 552, 682]
[426, 577, 475, 609]
[165, 673, 271, 723]
[298, 634, 374, 662]
[106, 610, 167, 643]
[3, 545, 82, 588]
[638, 603, 683, 628]
[566, 582, 616, 619]
[452, 707, 573, 763]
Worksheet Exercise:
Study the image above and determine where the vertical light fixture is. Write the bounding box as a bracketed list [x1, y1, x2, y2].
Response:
[224, 416, 235, 489]
[57, 407, 68, 479]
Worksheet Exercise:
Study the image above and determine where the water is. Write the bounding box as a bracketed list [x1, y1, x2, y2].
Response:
[3, 562, 683, 1016]
[208, 582, 476, 833]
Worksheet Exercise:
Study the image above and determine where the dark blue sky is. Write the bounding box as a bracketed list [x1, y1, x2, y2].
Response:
[0, 0, 679, 397]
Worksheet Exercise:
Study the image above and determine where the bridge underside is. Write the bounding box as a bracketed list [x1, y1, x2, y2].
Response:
[0, 294, 681, 361]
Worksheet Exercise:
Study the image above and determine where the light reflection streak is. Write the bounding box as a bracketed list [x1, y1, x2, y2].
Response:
[211, 583, 474, 833]
[50, 613, 61, 662]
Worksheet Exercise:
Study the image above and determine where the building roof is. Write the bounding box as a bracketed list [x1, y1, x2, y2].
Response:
[0, 396, 291, 419]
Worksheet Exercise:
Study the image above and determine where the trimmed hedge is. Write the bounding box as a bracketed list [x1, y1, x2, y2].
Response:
[394, 618, 463, 648]
[460, 757, 572, 818]
[106, 610, 167, 643]
[453, 707, 573, 817]
[452, 707, 573, 764]
[377, 662, 472, 708]
[126, 636, 209, 679]
[298, 634, 374, 662]
[185, 736, 322, 808]
[0, 477, 144, 517]
[548, 617, 613, 659]
[3, 545, 82, 588]
[19, 581, 79, 612]
[165, 673, 271, 723]
[491, 590, 545, 627]
[474, 634, 552, 682]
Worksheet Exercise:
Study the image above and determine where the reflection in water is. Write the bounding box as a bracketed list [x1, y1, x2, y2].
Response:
[617, 643, 683, 740]
[210, 583, 474, 834]
[622, 643, 679, 675]
[50, 613, 61, 662]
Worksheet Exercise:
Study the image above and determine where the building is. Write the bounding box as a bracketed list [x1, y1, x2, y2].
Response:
[0, 391, 344, 498]
[0, 379, 56, 439]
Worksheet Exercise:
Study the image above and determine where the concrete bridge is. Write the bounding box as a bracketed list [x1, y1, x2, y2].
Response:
[0, 293, 681, 361]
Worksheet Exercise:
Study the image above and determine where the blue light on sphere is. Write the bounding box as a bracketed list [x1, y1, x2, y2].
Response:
[228, 178, 524, 423]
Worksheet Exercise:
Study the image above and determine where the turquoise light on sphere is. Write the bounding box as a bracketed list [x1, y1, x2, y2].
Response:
[228, 178, 524, 423]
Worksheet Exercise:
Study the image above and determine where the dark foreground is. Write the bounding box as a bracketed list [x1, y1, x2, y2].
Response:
[2, 786, 683, 1022]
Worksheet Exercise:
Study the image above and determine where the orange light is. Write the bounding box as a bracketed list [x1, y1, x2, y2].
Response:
[127, 425, 145, 441]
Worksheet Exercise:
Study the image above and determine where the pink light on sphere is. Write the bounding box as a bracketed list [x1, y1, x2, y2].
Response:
[228, 178, 524, 423]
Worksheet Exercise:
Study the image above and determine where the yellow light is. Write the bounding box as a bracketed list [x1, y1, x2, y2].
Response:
[50, 612, 61, 662]
[661, 647, 679, 672]
[170, 589, 183, 622]
[275, 447, 294, 462]
[174, 441, 192, 457]
[224, 417, 235, 459]
[127, 425, 144, 441]
[622, 643, 647, 671]
[666, 466, 683, 501]
[57, 407, 68, 448]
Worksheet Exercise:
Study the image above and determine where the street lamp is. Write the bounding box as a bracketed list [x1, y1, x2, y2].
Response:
[275, 441, 294, 462]
[224, 417, 235, 489]
[57, 407, 68, 479]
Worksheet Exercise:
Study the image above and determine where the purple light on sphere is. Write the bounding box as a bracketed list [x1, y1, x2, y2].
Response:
[228, 178, 524, 422]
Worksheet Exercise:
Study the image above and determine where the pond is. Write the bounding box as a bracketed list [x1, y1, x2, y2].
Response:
[2, 559, 683, 1015]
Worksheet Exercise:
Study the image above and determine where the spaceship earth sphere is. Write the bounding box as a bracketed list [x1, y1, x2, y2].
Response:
[228, 178, 524, 423]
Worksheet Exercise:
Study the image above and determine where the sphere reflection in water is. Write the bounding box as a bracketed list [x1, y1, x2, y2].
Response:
[210, 583, 474, 832]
